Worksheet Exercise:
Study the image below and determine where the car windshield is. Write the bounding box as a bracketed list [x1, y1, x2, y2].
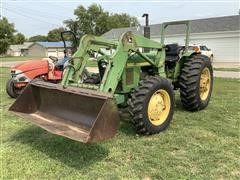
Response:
[200, 46, 209, 51]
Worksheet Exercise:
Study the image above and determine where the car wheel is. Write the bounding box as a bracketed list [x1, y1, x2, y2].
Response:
[6, 79, 24, 98]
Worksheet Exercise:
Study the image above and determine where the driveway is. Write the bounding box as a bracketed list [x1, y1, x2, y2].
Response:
[213, 71, 239, 79]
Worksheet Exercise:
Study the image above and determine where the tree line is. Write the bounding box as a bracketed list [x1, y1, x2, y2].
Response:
[0, 4, 138, 54]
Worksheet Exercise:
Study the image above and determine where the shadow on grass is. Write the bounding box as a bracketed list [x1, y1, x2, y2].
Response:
[175, 98, 186, 112]
[118, 121, 135, 136]
[9, 98, 188, 169]
[10, 126, 108, 170]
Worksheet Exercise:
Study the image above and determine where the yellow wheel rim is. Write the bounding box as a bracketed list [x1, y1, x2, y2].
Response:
[200, 67, 211, 101]
[148, 89, 171, 126]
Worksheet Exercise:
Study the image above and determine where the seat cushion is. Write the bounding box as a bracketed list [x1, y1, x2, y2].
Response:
[166, 44, 179, 56]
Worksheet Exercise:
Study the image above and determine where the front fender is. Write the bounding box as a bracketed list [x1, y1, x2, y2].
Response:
[12, 60, 49, 80]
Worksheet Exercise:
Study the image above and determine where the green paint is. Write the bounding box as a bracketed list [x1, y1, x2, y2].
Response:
[61, 21, 194, 105]
[114, 94, 125, 105]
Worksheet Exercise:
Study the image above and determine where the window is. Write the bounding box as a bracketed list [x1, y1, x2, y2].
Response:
[200, 46, 208, 51]
[204, 46, 209, 51]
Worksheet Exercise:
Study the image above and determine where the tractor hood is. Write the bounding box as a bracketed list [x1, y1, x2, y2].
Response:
[12, 60, 49, 74]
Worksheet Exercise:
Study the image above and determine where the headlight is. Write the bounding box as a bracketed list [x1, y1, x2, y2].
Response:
[11, 70, 16, 74]
[11, 70, 16, 77]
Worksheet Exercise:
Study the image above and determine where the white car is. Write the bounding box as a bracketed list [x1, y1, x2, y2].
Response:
[189, 44, 214, 61]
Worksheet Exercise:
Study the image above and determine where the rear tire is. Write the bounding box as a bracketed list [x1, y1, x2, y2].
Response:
[6, 79, 22, 98]
[129, 76, 175, 135]
[179, 54, 213, 111]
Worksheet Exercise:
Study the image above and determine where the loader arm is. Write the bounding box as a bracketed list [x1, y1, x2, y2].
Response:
[100, 32, 163, 93]
[62, 31, 163, 93]
[61, 35, 117, 87]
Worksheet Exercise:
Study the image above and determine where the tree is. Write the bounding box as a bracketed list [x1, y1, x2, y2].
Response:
[64, 4, 138, 49]
[28, 35, 47, 42]
[13, 32, 25, 44]
[47, 27, 66, 42]
[108, 13, 139, 29]
[64, 4, 138, 37]
[0, 17, 15, 54]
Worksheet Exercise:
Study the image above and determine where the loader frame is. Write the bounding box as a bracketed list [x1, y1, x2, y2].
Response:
[61, 21, 194, 105]
[61, 32, 166, 104]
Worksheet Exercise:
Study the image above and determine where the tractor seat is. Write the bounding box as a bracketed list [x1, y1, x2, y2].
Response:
[165, 44, 180, 63]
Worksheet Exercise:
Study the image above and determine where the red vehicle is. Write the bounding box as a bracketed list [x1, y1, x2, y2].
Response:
[6, 30, 80, 98]
[6, 56, 65, 98]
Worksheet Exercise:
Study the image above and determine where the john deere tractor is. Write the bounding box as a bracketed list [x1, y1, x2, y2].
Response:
[10, 21, 213, 143]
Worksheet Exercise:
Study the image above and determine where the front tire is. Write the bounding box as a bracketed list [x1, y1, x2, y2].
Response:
[179, 54, 213, 111]
[129, 76, 175, 135]
[6, 79, 24, 98]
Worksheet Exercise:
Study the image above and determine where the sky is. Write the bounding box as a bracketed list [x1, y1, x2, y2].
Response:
[1, 0, 239, 37]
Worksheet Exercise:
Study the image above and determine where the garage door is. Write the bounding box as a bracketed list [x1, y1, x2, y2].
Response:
[154, 32, 239, 63]
[190, 34, 240, 63]
[190, 32, 240, 62]
[58, 51, 65, 58]
[48, 51, 57, 57]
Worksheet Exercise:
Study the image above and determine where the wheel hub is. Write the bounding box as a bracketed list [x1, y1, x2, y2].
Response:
[200, 67, 211, 100]
[148, 89, 170, 126]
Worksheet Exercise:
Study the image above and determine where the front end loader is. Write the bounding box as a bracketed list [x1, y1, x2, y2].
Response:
[9, 21, 213, 143]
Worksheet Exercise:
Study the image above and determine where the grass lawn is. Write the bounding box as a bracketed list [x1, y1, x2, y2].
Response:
[1, 67, 239, 179]
[214, 68, 240, 72]
[0, 56, 45, 62]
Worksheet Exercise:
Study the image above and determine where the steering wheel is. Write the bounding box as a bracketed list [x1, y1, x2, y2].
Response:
[49, 56, 58, 63]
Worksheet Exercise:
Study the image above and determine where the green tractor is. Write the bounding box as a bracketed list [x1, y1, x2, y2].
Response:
[9, 21, 213, 143]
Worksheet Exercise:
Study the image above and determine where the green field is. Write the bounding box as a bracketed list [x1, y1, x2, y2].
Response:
[1, 67, 239, 179]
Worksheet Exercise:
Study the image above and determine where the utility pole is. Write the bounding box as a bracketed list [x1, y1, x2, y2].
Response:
[0, 0, 3, 20]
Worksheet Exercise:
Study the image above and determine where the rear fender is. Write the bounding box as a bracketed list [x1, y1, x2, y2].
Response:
[173, 51, 199, 82]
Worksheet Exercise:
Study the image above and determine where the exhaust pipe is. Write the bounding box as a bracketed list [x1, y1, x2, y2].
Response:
[142, 13, 150, 53]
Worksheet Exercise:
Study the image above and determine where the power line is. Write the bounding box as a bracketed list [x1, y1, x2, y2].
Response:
[3, 7, 61, 27]
[9, 6, 64, 21]
[8, 3, 68, 20]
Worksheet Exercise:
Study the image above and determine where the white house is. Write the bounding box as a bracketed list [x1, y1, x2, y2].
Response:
[102, 15, 240, 63]
[7, 42, 33, 56]
[27, 41, 72, 58]
[7, 41, 72, 58]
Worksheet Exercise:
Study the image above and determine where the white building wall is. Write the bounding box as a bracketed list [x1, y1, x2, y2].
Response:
[46, 48, 67, 58]
[151, 31, 240, 63]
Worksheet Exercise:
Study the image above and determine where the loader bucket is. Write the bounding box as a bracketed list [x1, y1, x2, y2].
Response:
[9, 80, 120, 143]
